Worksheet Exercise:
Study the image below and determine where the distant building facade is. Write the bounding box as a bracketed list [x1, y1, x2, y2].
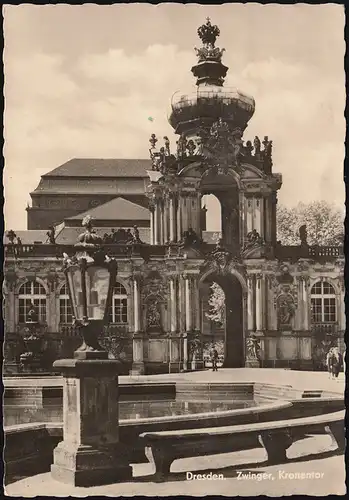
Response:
[4, 20, 344, 374]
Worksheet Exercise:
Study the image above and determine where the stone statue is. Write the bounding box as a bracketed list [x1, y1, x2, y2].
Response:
[149, 133, 158, 150]
[245, 140, 253, 156]
[186, 139, 196, 156]
[277, 294, 295, 328]
[46, 226, 56, 244]
[245, 229, 263, 249]
[147, 301, 161, 328]
[6, 230, 17, 244]
[299, 225, 308, 246]
[176, 134, 187, 158]
[27, 303, 39, 324]
[133, 225, 141, 243]
[163, 136, 170, 155]
[254, 136, 261, 156]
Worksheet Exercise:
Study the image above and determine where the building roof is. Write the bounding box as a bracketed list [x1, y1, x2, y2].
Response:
[66, 197, 150, 222]
[44, 158, 152, 178]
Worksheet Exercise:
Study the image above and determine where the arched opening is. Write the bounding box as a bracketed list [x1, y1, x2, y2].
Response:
[201, 194, 222, 235]
[200, 183, 240, 251]
[199, 272, 245, 368]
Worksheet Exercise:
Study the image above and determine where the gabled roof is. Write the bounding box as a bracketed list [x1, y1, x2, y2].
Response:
[44, 158, 151, 178]
[67, 197, 150, 222]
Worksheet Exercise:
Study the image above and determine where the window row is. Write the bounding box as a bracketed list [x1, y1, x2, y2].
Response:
[18, 281, 129, 324]
[16, 279, 340, 325]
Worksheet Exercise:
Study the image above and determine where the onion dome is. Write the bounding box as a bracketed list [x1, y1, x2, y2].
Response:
[168, 18, 255, 137]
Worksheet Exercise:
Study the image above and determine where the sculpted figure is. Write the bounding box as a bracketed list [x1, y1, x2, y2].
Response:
[254, 136, 261, 155]
[299, 224, 308, 246]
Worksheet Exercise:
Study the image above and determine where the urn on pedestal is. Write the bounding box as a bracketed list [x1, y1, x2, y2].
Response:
[50, 216, 132, 486]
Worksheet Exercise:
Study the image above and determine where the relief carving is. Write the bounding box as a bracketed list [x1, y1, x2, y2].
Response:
[276, 293, 296, 330]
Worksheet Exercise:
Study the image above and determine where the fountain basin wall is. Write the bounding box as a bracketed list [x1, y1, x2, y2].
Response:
[5, 400, 290, 484]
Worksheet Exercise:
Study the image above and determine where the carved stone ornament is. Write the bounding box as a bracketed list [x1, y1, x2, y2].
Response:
[141, 271, 167, 303]
[272, 281, 298, 309]
[277, 293, 296, 329]
[297, 260, 311, 272]
[200, 119, 244, 173]
[204, 239, 239, 272]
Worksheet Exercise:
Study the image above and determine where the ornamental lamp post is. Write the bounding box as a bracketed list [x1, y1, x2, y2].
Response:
[62, 216, 118, 359]
[51, 216, 132, 486]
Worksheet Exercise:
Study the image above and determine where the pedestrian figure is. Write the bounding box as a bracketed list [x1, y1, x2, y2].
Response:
[211, 348, 219, 372]
[326, 347, 342, 380]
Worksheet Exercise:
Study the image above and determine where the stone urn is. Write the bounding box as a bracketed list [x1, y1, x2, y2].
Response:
[19, 326, 44, 373]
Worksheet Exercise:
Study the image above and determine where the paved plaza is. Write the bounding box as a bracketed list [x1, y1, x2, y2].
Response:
[5, 436, 345, 497]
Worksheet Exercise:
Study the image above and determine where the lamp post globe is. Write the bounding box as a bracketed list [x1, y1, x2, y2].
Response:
[63, 215, 118, 360]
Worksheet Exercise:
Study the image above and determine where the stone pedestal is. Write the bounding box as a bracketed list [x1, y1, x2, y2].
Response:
[51, 358, 132, 486]
[131, 335, 145, 375]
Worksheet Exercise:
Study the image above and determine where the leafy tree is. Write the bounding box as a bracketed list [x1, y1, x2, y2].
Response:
[205, 282, 225, 324]
[276, 201, 344, 246]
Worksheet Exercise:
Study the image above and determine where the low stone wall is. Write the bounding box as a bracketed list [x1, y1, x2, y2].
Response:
[4, 383, 344, 484]
[4, 423, 62, 485]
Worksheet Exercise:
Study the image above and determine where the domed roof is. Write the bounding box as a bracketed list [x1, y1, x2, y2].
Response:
[168, 19, 255, 135]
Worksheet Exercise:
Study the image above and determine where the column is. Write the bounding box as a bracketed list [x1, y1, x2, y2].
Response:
[271, 192, 277, 245]
[163, 199, 168, 244]
[185, 275, 192, 332]
[132, 275, 144, 374]
[150, 206, 155, 245]
[159, 200, 164, 244]
[194, 277, 201, 331]
[239, 192, 245, 246]
[169, 195, 176, 242]
[176, 195, 182, 241]
[182, 195, 188, 234]
[268, 278, 277, 330]
[302, 277, 309, 330]
[254, 198, 261, 234]
[154, 200, 160, 245]
[259, 196, 264, 239]
[255, 274, 263, 331]
[246, 198, 253, 233]
[133, 276, 140, 333]
[170, 277, 177, 332]
[247, 276, 254, 331]
[264, 195, 272, 244]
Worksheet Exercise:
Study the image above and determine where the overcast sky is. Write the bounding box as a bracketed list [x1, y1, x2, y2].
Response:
[3, 3, 345, 231]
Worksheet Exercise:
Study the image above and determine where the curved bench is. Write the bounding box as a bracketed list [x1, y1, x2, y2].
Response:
[139, 410, 345, 481]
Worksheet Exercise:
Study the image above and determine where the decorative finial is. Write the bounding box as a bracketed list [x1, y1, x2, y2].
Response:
[197, 18, 220, 46]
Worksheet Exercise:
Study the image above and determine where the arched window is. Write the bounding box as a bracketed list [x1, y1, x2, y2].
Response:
[310, 281, 337, 324]
[109, 282, 128, 324]
[59, 283, 73, 324]
[18, 280, 47, 323]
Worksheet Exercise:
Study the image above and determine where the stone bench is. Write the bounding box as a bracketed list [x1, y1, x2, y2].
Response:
[139, 410, 345, 481]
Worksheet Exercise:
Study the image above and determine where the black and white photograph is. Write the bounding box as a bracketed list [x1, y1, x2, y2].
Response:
[2, 3, 346, 497]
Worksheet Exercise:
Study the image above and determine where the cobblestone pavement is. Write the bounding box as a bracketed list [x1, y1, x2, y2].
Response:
[5, 435, 345, 497]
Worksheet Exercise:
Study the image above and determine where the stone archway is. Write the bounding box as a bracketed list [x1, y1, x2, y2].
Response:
[199, 269, 246, 368]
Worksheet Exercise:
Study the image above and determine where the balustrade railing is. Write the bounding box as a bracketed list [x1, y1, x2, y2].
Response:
[310, 323, 340, 334]
[4, 243, 344, 261]
[4, 243, 169, 259]
[59, 323, 129, 336]
[275, 245, 343, 260]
